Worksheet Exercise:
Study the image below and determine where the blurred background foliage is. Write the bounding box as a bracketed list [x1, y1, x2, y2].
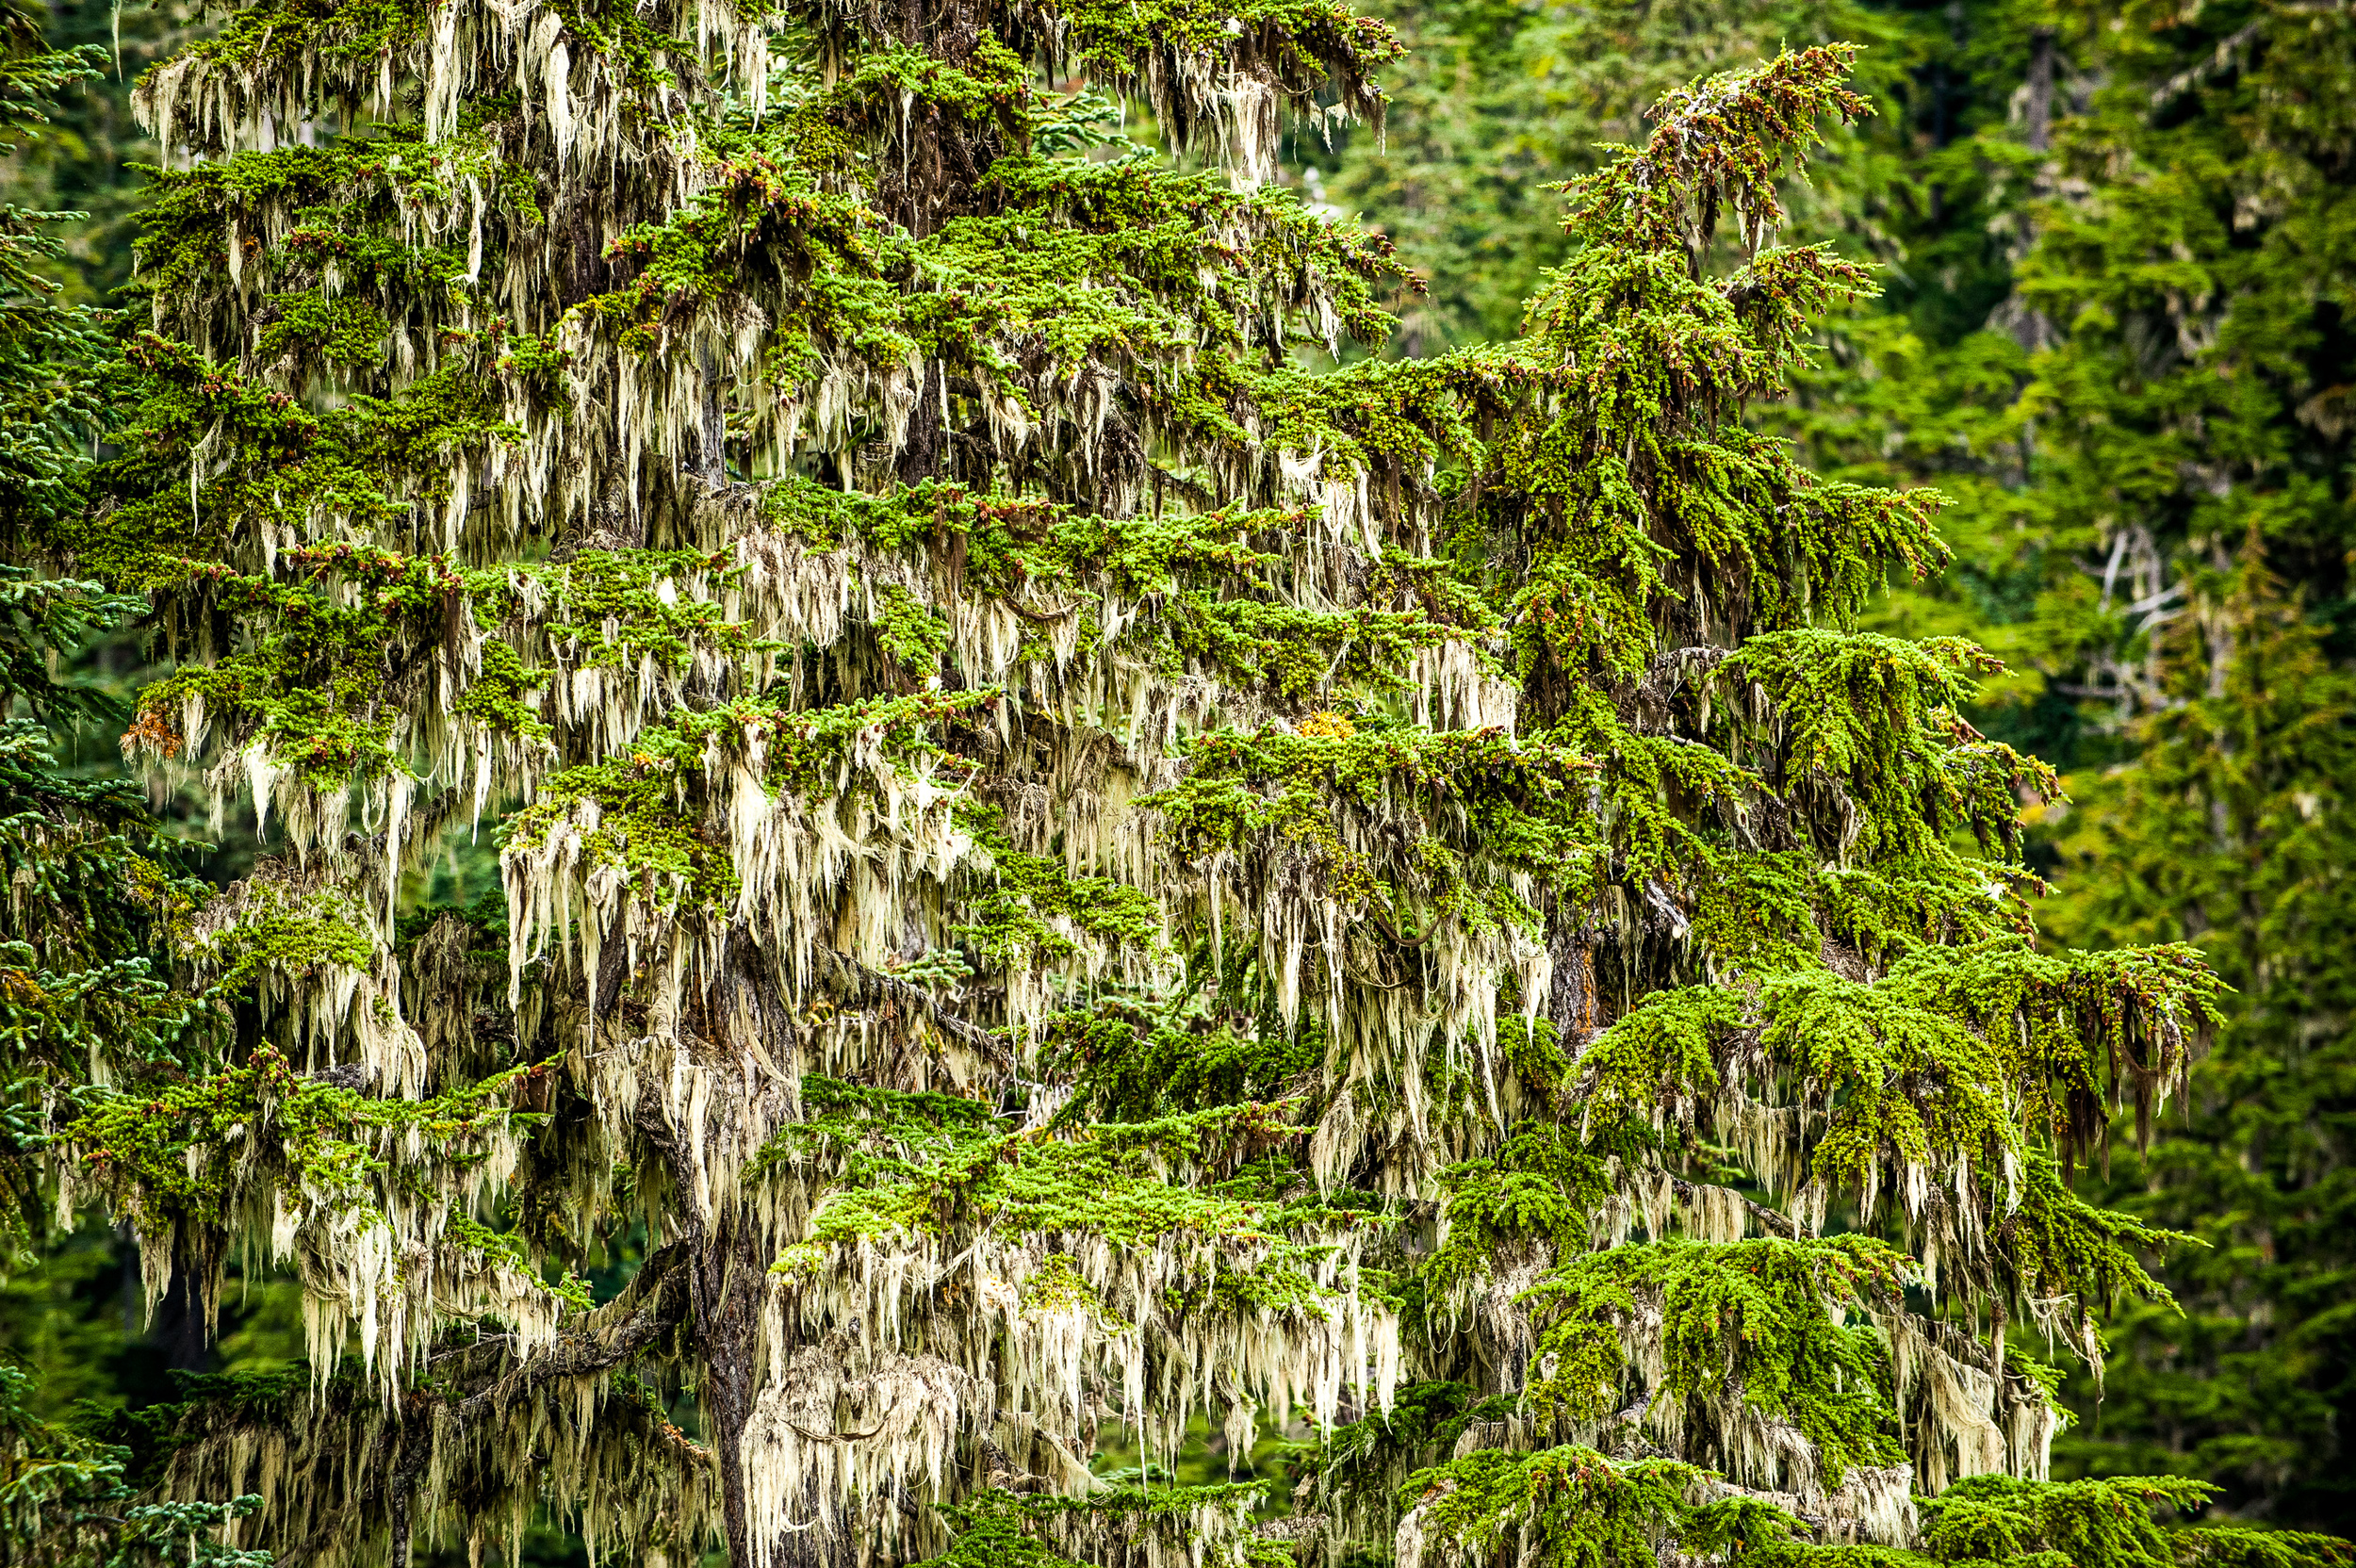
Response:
[1, 0, 2350, 1544]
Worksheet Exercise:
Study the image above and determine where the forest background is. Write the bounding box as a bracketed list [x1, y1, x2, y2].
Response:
[0, 0, 2348, 1551]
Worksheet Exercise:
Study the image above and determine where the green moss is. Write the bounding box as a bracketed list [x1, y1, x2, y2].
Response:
[1163, 593, 1456, 700]
[871, 581, 951, 678]
[1425, 1119, 1612, 1300]
[1570, 934, 2221, 1305]
[494, 547, 763, 672]
[172, 0, 699, 112]
[500, 759, 739, 912]
[1047, 996, 1317, 1122]
[394, 890, 511, 958]
[955, 802, 1163, 969]
[1020, 1254, 1123, 1328]
[1398, 1446, 1705, 1566]
[1524, 1236, 1911, 1479]
[252, 291, 391, 376]
[1143, 719, 1603, 906]
[1719, 630, 2057, 862]
[452, 639, 551, 740]
[63, 1044, 533, 1232]
[198, 888, 375, 997]
[761, 475, 1479, 699]
[761, 1078, 1375, 1326]
[128, 128, 517, 310]
[443, 1210, 593, 1310]
[798, 1093, 1307, 1248]
[1914, 1475, 2352, 1568]
[90, 335, 515, 600]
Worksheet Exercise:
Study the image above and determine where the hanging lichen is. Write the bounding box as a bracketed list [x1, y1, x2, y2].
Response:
[25, 2, 2343, 1565]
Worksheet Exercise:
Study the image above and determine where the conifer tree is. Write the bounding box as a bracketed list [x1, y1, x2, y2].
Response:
[27, 6, 2336, 1565]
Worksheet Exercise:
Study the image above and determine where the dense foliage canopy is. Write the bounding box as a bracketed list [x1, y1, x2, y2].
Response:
[0, 0, 2349, 1565]
[1310, 0, 2356, 1532]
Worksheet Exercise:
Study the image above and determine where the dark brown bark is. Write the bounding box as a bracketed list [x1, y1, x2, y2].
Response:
[639, 1095, 782, 1568]
[700, 346, 728, 486]
[692, 1217, 767, 1568]
[897, 358, 944, 485]
[1546, 922, 1597, 1050]
[384, 1413, 429, 1568]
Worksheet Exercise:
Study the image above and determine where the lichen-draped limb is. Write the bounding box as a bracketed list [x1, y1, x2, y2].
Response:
[147, 1242, 709, 1568]
[759, 1081, 1402, 1483]
[56, 1038, 583, 1398]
